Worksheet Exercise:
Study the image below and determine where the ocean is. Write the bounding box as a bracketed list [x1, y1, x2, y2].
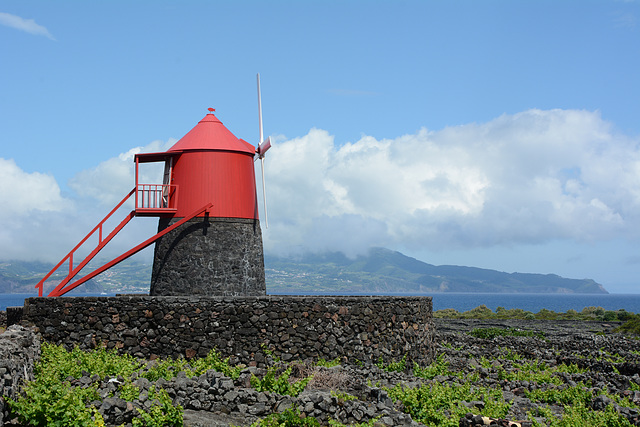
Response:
[2, 292, 640, 314]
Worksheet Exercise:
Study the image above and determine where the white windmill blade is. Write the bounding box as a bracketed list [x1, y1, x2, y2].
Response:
[260, 156, 268, 228]
[257, 73, 264, 145]
[257, 73, 269, 228]
[256, 74, 273, 158]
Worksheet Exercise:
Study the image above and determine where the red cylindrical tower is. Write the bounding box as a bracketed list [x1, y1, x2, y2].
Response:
[167, 111, 259, 219]
[141, 109, 266, 296]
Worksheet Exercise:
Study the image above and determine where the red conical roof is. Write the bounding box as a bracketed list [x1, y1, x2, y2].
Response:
[168, 110, 256, 154]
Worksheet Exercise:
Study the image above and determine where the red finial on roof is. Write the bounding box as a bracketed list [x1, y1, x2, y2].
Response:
[208, 108, 215, 113]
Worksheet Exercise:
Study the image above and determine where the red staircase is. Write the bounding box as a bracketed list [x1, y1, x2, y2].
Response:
[36, 185, 210, 297]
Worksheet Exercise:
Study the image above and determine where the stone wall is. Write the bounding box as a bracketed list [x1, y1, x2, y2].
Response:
[0, 325, 40, 425]
[6, 307, 23, 327]
[23, 296, 434, 366]
[150, 217, 266, 296]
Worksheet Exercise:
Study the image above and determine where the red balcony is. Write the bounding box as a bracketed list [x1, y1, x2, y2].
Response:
[135, 184, 178, 216]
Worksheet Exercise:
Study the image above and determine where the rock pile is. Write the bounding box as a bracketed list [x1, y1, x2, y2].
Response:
[53, 364, 422, 427]
[0, 325, 40, 426]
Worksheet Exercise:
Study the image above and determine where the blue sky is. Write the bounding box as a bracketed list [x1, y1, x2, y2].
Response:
[1, 1, 640, 293]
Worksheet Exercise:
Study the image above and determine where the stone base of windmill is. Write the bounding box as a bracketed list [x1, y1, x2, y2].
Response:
[149, 216, 266, 296]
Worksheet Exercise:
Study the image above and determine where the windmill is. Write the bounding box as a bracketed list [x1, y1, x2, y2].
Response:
[256, 73, 272, 228]
[36, 76, 271, 297]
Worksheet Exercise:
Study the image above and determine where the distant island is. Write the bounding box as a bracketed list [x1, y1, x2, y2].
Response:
[266, 247, 608, 295]
[0, 247, 607, 295]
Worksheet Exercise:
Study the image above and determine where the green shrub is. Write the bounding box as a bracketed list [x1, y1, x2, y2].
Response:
[188, 348, 242, 379]
[582, 306, 605, 317]
[119, 382, 141, 401]
[554, 362, 588, 374]
[617, 310, 634, 322]
[375, 355, 407, 372]
[132, 386, 183, 427]
[330, 390, 357, 401]
[433, 308, 460, 318]
[616, 314, 640, 335]
[460, 305, 493, 318]
[250, 366, 312, 397]
[565, 309, 579, 318]
[8, 343, 199, 427]
[7, 343, 118, 426]
[142, 358, 189, 382]
[499, 348, 523, 361]
[141, 348, 241, 381]
[530, 403, 633, 427]
[315, 357, 341, 368]
[535, 308, 557, 320]
[526, 383, 593, 407]
[387, 382, 509, 427]
[37, 342, 142, 381]
[8, 380, 104, 427]
[413, 354, 460, 380]
[434, 305, 637, 322]
[496, 360, 563, 385]
[603, 311, 619, 321]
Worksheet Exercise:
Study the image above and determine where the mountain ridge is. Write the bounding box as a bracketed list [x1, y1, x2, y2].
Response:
[0, 247, 607, 294]
[265, 247, 608, 294]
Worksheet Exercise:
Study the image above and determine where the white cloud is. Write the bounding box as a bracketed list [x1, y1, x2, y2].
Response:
[0, 140, 174, 262]
[261, 109, 640, 256]
[68, 139, 175, 207]
[0, 12, 55, 40]
[0, 158, 66, 217]
[0, 158, 74, 261]
[4, 109, 640, 266]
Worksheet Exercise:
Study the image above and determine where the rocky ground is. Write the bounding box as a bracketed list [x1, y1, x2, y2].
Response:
[434, 318, 640, 426]
[187, 318, 640, 426]
[3, 317, 640, 426]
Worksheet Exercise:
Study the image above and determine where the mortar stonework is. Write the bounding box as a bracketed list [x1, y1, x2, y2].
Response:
[150, 217, 266, 296]
[23, 296, 435, 366]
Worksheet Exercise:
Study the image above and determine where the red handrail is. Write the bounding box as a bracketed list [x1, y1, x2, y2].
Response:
[35, 188, 136, 297]
[136, 184, 177, 210]
[49, 202, 213, 297]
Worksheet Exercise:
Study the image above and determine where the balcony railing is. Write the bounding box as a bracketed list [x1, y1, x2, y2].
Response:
[135, 184, 178, 214]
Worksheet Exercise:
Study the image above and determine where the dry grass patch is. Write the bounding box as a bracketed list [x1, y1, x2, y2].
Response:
[290, 360, 357, 391]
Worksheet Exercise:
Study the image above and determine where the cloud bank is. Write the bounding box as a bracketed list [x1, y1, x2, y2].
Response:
[2, 109, 639, 264]
[0, 158, 66, 216]
[0, 12, 55, 40]
[0, 140, 173, 262]
[261, 109, 639, 256]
